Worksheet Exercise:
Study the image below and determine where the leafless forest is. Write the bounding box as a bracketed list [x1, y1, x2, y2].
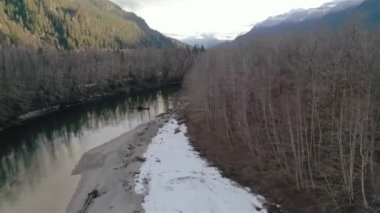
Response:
[0, 46, 198, 126]
[185, 24, 380, 212]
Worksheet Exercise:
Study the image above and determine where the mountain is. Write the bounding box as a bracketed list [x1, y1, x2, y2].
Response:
[0, 0, 176, 49]
[256, 0, 365, 28]
[182, 36, 227, 48]
[237, 0, 380, 42]
[326, 0, 380, 27]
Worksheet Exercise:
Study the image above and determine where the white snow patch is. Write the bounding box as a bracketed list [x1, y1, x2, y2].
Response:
[135, 118, 266, 213]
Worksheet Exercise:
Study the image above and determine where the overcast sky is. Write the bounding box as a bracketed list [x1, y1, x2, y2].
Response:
[110, 0, 333, 40]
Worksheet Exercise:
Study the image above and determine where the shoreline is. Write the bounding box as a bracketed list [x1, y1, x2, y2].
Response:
[67, 110, 269, 213]
[0, 84, 182, 133]
[67, 112, 172, 213]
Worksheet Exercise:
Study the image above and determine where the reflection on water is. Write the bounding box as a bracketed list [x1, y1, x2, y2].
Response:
[0, 87, 178, 213]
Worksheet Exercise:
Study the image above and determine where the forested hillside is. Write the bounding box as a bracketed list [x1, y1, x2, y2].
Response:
[184, 0, 380, 212]
[187, 22, 380, 213]
[0, 0, 176, 49]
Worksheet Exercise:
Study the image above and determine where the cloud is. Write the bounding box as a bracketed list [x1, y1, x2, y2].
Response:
[111, 0, 180, 10]
[110, 0, 138, 10]
[181, 33, 215, 40]
[111, 0, 333, 40]
[181, 33, 227, 48]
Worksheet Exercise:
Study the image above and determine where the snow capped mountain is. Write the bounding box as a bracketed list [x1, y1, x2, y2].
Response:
[256, 0, 365, 28]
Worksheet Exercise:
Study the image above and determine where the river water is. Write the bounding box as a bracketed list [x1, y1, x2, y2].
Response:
[0, 87, 178, 213]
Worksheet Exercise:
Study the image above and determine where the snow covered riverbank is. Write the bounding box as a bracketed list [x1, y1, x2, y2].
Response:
[68, 113, 267, 213]
[135, 118, 266, 212]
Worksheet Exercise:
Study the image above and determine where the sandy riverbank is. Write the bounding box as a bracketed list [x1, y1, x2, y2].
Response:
[67, 112, 171, 213]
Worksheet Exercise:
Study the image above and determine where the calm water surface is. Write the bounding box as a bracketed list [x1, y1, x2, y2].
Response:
[0, 87, 178, 213]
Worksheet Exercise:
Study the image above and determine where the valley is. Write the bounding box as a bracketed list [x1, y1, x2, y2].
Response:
[0, 0, 379, 212]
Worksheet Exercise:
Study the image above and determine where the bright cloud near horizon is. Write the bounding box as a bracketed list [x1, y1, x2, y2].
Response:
[111, 0, 333, 40]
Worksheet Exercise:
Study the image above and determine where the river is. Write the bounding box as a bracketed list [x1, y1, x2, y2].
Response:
[0, 87, 178, 213]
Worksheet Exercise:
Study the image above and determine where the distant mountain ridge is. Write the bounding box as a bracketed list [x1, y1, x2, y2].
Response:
[256, 0, 365, 28]
[0, 0, 177, 49]
[182, 35, 227, 48]
[236, 0, 380, 42]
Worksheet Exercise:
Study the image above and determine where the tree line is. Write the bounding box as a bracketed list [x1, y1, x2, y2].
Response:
[0, 45, 199, 127]
[185, 24, 380, 212]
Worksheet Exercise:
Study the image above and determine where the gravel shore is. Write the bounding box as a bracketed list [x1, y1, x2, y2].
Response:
[67, 112, 171, 213]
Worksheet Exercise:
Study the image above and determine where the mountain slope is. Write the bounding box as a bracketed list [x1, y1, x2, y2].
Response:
[237, 0, 380, 42]
[256, 0, 364, 28]
[0, 0, 176, 49]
